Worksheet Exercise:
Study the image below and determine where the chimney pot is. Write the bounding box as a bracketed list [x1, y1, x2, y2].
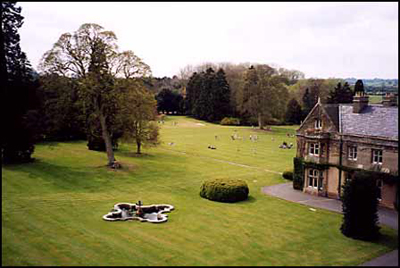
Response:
[353, 95, 369, 113]
[382, 93, 398, 107]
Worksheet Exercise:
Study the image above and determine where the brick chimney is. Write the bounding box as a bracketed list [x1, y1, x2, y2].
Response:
[382, 93, 398, 107]
[353, 91, 369, 113]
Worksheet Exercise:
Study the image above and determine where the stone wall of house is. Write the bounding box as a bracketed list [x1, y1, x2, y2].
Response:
[326, 167, 342, 199]
[296, 103, 398, 210]
[341, 135, 398, 174]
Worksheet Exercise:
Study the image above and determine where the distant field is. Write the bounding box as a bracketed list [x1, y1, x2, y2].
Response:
[2, 116, 397, 266]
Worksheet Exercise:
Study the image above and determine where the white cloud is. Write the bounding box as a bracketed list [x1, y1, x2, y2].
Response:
[19, 2, 398, 79]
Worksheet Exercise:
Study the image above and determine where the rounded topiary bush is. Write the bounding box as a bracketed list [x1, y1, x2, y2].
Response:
[200, 178, 249, 203]
[282, 170, 293, 181]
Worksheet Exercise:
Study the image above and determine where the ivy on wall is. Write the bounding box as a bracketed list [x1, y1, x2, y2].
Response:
[293, 157, 304, 190]
[291, 157, 398, 191]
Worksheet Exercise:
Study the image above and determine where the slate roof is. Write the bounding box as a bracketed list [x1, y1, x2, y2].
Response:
[322, 104, 340, 130]
[337, 104, 398, 140]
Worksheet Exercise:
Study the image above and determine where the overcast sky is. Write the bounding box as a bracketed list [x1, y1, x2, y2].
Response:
[19, 2, 398, 79]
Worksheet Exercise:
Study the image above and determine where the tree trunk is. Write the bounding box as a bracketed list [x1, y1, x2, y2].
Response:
[98, 110, 115, 166]
[136, 140, 141, 154]
[258, 113, 264, 130]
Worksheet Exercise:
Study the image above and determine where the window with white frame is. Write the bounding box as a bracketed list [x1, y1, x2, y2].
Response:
[309, 143, 319, 156]
[308, 169, 323, 190]
[372, 149, 383, 164]
[315, 119, 322, 129]
[348, 146, 357, 160]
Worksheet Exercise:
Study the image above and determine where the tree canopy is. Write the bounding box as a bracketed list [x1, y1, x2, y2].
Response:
[185, 67, 231, 122]
[285, 98, 302, 124]
[326, 82, 353, 104]
[39, 23, 152, 166]
[237, 64, 289, 128]
[1, 2, 39, 163]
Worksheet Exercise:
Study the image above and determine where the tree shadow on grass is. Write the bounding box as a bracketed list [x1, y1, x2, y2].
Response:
[116, 151, 157, 159]
[4, 158, 113, 192]
[373, 231, 399, 248]
[343, 228, 398, 249]
[201, 195, 257, 205]
[237, 195, 257, 204]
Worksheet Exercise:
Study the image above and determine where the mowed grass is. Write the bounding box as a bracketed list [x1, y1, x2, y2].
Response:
[368, 95, 382, 104]
[2, 116, 397, 266]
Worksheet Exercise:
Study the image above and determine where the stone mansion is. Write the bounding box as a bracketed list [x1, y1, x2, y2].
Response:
[295, 93, 398, 209]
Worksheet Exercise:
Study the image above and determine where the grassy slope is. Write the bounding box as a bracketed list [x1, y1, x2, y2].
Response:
[2, 116, 397, 266]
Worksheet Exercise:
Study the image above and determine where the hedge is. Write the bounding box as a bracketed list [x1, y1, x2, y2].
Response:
[200, 178, 249, 203]
[293, 157, 304, 190]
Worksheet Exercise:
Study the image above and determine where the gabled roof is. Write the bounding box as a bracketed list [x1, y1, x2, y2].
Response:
[322, 104, 339, 130]
[297, 101, 339, 133]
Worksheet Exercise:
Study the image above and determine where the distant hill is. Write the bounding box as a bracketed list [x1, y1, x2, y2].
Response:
[344, 78, 398, 95]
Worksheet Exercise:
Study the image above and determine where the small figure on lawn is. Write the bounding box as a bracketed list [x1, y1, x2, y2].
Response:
[279, 141, 288, 149]
[136, 200, 144, 217]
[111, 160, 121, 169]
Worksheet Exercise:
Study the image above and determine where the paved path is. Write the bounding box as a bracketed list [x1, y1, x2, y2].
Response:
[262, 183, 398, 266]
[360, 250, 399, 266]
[262, 183, 398, 229]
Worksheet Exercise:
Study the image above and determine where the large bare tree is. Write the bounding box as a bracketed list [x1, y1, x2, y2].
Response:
[39, 23, 151, 166]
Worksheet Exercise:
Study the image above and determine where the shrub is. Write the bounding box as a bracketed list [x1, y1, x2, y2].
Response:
[282, 170, 293, 181]
[340, 171, 380, 241]
[200, 178, 249, 203]
[266, 118, 283, 125]
[87, 134, 120, 152]
[220, 117, 241, 126]
[293, 157, 304, 190]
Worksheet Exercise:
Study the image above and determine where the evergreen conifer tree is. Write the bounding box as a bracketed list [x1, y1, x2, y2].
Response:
[1, 2, 39, 163]
[302, 88, 314, 119]
[340, 172, 380, 241]
[285, 98, 302, 124]
[327, 82, 353, 104]
[213, 68, 231, 120]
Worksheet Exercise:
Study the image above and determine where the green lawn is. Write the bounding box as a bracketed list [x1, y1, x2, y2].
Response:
[368, 95, 382, 104]
[2, 116, 397, 266]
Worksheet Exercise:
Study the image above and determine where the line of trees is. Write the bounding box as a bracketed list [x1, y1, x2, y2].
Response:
[153, 62, 361, 128]
[156, 88, 184, 115]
